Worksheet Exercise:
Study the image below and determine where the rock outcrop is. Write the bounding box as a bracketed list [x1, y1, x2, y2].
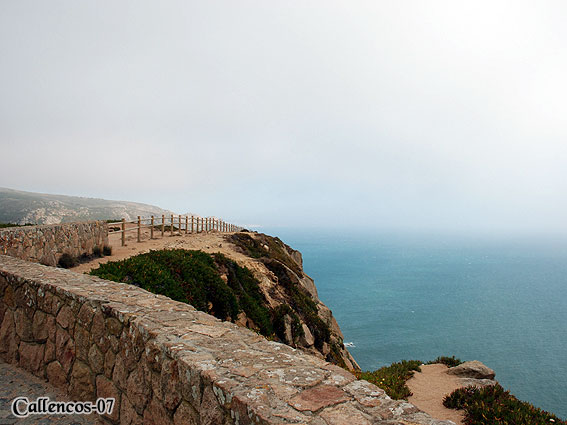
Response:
[227, 232, 359, 371]
[447, 360, 496, 380]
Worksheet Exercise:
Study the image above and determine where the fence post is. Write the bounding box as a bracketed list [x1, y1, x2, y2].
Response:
[151, 216, 154, 239]
[179, 215, 182, 235]
[185, 216, 188, 234]
[121, 218, 126, 246]
[137, 216, 141, 242]
[170, 214, 174, 236]
[191, 216, 194, 233]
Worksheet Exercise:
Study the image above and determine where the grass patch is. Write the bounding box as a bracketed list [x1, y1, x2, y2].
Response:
[444, 384, 566, 425]
[356, 360, 422, 400]
[357, 356, 464, 400]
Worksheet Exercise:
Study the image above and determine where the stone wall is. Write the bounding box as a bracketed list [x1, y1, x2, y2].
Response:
[0, 255, 453, 425]
[0, 221, 108, 266]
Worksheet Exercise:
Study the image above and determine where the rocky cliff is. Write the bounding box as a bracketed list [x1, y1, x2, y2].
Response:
[226, 232, 359, 371]
[89, 230, 359, 372]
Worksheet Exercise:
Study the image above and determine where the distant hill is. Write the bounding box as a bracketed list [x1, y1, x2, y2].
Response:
[0, 187, 174, 225]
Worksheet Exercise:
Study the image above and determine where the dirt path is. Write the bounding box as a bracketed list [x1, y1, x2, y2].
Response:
[72, 229, 252, 274]
[407, 363, 465, 425]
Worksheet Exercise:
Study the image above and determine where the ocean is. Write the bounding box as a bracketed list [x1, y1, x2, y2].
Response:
[261, 228, 567, 419]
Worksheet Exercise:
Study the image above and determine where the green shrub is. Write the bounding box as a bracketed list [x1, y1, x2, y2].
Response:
[90, 249, 273, 335]
[357, 360, 422, 400]
[102, 245, 112, 256]
[444, 384, 566, 425]
[58, 253, 77, 269]
[213, 253, 273, 336]
[428, 356, 462, 367]
[93, 246, 102, 257]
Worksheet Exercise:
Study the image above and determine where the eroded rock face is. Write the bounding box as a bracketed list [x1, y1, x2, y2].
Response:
[227, 232, 359, 371]
[447, 360, 496, 380]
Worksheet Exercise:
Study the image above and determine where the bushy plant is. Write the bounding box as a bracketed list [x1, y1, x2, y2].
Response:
[58, 253, 77, 268]
[102, 245, 112, 256]
[93, 246, 102, 257]
[90, 249, 274, 336]
[357, 360, 422, 400]
[428, 355, 462, 367]
[444, 384, 566, 425]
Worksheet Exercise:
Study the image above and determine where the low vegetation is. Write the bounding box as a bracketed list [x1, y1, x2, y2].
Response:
[427, 355, 463, 367]
[357, 360, 422, 400]
[357, 356, 461, 400]
[0, 222, 34, 228]
[229, 232, 303, 275]
[89, 249, 273, 336]
[87, 247, 347, 367]
[229, 233, 339, 362]
[444, 384, 566, 425]
[57, 245, 112, 269]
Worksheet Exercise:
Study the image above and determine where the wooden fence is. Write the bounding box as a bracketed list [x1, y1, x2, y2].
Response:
[107, 215, 241, 246]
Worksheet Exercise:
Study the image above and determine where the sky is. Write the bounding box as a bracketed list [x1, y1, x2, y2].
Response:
[1, 1, 567, 234]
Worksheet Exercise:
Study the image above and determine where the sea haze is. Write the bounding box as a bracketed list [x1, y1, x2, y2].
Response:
[261, 228, 567, 419]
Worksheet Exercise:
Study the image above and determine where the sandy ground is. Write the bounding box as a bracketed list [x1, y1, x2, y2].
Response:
[407, 364, 466, 425]
[72, 226, 252, 274]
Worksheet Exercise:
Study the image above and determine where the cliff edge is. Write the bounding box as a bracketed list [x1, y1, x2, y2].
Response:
[227, 232, 359, 371]
[79, 228, 359, 372]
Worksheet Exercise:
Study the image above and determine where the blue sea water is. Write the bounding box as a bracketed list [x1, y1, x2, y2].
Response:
[261, 228, 567, 419]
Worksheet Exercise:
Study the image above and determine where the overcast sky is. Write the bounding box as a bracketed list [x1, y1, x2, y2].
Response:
[1, 1, 566, 234]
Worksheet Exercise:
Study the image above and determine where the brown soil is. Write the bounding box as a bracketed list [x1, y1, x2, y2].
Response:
[407, 363, 465, 425]
[72, 226, 252, 274]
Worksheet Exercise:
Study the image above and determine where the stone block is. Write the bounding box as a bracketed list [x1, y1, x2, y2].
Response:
[200, 385, 224, 425]
[18, 341, 45, 377]
[14, 307, 34, 341]
[96, 375, 121, 423]
[126, 362, 152, 414]
[77, 303, 95, 329]
[69, 360, 95, 401]
[120, 396, 143, 425]
[46, 360, 68, 388]
[88, 344, 104, 374]
[288, 385, 351, 412]
[173, 401, 199, 425]
[143, 398, 173, 425]
[0, 309, 20, 363]
[56, 305, 75, 329]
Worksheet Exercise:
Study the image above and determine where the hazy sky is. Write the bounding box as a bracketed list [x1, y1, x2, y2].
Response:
[1, 1, 567, 234]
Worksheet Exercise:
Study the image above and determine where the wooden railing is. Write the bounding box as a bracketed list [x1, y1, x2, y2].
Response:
[107, 215, 241, 246]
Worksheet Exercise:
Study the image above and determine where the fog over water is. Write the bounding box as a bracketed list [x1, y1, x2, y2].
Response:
[1, 1, 567, 234]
